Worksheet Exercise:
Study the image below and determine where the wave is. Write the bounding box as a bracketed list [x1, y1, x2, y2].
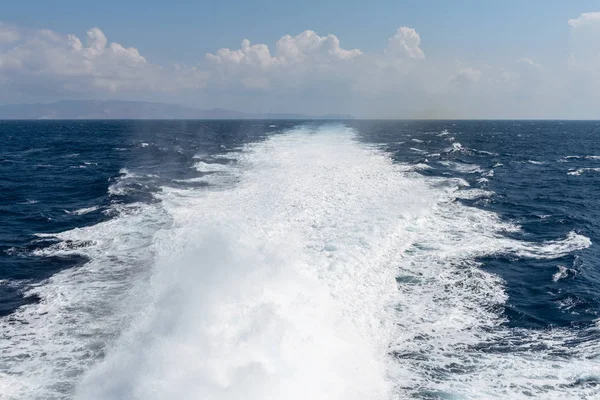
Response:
[0, 125, 596, 399]
[568, 168, 600, 176]
[439, 160, 484, 174]
[560, 155, 600, 162]
[64, 206, 100, 215]
[443, 142, 499, 156]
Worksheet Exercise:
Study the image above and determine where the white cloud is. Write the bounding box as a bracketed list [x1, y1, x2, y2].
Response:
[86, 27, 108, 53]
[568, 12, 600, 28]
[205, 30, 362, 69]
[0, 20, 599, 118]
[0, 23, 20, 44]
[385, 27, 425, 59]
[275, 31, 362, 62]
[567, 12, 600, 94]
[0, 26, 207, 96]
[204, 30, 363, 90]
[451, 66, 481, 85]
[206, 39, 276, 67]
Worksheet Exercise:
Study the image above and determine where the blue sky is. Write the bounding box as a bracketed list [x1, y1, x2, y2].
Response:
[5, 0, 597, 63]
[1, 1, 600, 117]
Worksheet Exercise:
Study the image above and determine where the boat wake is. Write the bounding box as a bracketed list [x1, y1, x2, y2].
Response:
[0, 125, 596, 400]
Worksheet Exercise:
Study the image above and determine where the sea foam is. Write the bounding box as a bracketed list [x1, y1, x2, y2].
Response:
[0, 125, 596, 400]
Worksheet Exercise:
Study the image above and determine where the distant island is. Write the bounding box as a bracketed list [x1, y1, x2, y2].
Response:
[0, 100, 354, 120]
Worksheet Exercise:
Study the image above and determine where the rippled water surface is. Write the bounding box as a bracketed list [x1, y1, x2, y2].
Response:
[1, 120, 599, 399]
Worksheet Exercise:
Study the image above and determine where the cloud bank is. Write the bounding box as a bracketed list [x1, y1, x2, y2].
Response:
[0, 13, 599, 118]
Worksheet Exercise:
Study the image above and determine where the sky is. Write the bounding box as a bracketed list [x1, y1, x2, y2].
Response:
[1, 0, 600, 118]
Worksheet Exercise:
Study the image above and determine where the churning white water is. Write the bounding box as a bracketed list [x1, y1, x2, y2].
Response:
[0, 125, 596, 400]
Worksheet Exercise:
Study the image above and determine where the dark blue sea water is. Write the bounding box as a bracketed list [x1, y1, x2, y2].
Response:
[0, 120, 599, 399]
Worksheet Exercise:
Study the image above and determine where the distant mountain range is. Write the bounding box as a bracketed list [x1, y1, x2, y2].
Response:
[0, 100, 354, 120]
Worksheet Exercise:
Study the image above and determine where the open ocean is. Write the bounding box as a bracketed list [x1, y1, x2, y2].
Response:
[0, 120, 599, 399]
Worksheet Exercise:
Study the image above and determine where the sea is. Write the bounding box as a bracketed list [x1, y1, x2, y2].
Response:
[0, 120, 599, 399]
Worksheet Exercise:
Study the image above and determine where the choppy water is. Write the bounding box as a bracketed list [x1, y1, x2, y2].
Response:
[0, 120, 599, 399]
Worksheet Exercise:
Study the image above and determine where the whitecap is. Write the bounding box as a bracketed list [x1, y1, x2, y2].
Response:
[568, 168, 600, 176]
[2, 125, 597, 400]
[65, 206, 100, 216]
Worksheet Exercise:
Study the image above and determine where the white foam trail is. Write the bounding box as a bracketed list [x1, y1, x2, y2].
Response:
[1, 124, 596, 400]
[0, 203, 169, 399]
[75, 126, 428, 400]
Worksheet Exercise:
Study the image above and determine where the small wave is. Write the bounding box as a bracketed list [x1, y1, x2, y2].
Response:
[510, 231, 591, 260]
[32, 240, 98, 257]
[411, 138, 424, 143]
[65, 206, 100, 216]
[453, 188, 495, 200]
[410, 163, 432, 171]
[556, 296, 584, 312]
[440, 160, 484, 174]
[398, 163, 432, 172]
[193, 161, 233, 172]
[444, 142, 499, 156]
[211, 154, 238, 160]
[553, 265, 575, 282]
[560, 155, 600, 162]
[118, 168, 139, 179]
[449, 142, 464, 152]
[568, 168, 600, 176]
[18, 199, 39, 205]
[474, 149, 499, 156]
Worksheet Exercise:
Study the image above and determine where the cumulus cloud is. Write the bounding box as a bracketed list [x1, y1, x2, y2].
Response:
[205, 30, 362, 68]
[204, 30, 363, 90]
[206, 39, 275, 67]
[568, 12, 600, 28]
[0, 19, 599, 118]
[86, 27, 108, 54]
[568, 12, 600, 71]
[0, 25, 207, 97]
[275, 31, 362, 62]
[385, 27, 425, 59]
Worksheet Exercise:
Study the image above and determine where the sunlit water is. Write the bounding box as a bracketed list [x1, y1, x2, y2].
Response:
[1, 120, 599, 399]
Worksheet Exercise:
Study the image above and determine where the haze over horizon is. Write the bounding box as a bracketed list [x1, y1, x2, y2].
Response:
[1, 1, 600, 119]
